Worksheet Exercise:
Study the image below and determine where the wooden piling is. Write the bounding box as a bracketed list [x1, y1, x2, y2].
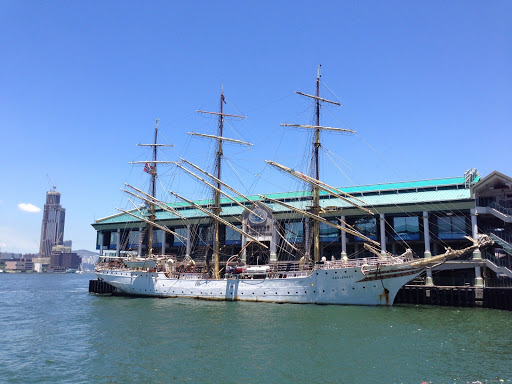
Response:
[395, 285, 512, 311]
[89, 279, 117, 294]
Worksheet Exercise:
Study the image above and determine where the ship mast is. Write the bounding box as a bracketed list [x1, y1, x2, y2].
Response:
[193, 87, 248, 279]
[312, 66, 321, 263]
[147, 118, 159, 257]
[280, 66, 355, 262]
[213, 90, 224, 279]
[128, 118, 175, 257]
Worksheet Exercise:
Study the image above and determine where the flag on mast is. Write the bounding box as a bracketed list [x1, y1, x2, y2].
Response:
[144, 163, 155, 175]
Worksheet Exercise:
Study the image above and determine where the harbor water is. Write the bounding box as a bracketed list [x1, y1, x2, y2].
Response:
[1, 273, 511, 384]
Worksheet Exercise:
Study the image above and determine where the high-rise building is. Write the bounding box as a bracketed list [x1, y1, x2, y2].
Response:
[39, 189, 65, 258]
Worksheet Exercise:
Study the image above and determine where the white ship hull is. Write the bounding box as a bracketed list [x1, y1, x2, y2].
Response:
[96, 263, 423, 306]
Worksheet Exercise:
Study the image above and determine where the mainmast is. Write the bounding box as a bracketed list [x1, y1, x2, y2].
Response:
[193, 88, 248, 279]
[213, 90, 225, 279]
[147, 118, 159, 257]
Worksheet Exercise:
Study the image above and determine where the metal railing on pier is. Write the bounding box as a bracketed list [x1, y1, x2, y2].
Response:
[489, 202, 512, 216]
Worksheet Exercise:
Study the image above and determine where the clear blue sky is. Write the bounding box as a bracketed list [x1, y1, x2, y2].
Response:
[1, 1, 510, 254]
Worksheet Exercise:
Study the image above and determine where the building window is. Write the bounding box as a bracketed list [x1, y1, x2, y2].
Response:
[173, 227, 187, 247]
[152, 230, 163, 247]
[198, 226, 212, 245]
[438, 216, 466, 239]
[108, 232, 118, 250]
[393, 217, 420, 241]
[353, 217, 377, 241]
[128, 230, 140, 248]
[226, 225, 242, 245]
[284, 221, 304, 243]
[319, 221, 338, 243]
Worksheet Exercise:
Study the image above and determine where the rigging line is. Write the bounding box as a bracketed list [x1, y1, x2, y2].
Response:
[244, 92, 296, 114]
[322, 146, 354, 170]
[325, 130, 473, 248]
[323, 149, 357, 186]
[320, 150, 412, 249]
[246, 164, 267, 195]
[223, 119, 251, 145]
[224, 159, 252, 196]
[224, 97, 246, 122]
[319, 79, 343, 105]
[324, 107, 357, 132]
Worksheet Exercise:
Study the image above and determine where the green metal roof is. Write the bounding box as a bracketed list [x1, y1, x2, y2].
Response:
[93, 175, 476, 228]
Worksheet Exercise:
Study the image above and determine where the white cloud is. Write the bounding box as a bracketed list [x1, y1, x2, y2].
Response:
[18, 203, 41, 213]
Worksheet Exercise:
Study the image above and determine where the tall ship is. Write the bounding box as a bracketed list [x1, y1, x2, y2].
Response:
[94, 69, 492, 305]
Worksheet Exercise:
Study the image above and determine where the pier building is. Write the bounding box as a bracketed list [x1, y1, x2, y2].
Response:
[92, 169, 512, 288]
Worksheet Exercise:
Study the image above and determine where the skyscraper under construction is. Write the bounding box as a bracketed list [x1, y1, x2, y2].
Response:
[39, 188, 65, 258]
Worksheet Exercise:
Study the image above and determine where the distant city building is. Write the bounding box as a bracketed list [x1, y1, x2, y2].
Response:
[49, 245, 81, 272]
[32, 258, 51, 273]
[0, 252, 22, 260]
[4, 256, 33, 272]
[39, 189, 66, 259]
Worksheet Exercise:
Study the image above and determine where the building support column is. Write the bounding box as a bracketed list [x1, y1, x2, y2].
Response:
[162, 230, 166, 255]
[470, 209, 484, 286]
[270, 221, 278, 262]
[423, 211, 432, 259]
[138, 226, 143, 256]
[380, 213, 387, 255]
[116, 229, 121, 257]
[425, 269, 434, 286]
[186, 224, 192, 258]
[474, 265, 484, 288]
[471, 209, 482, 260]
[241, 221, 247, 263]
[340, 216, 347, 259]
[422, 211, 433, 286]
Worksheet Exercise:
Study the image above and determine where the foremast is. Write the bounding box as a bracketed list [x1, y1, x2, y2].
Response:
[128, 118, 174, 257]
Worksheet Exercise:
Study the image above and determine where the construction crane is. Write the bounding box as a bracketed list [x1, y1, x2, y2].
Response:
[46, 174, 56, 191]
